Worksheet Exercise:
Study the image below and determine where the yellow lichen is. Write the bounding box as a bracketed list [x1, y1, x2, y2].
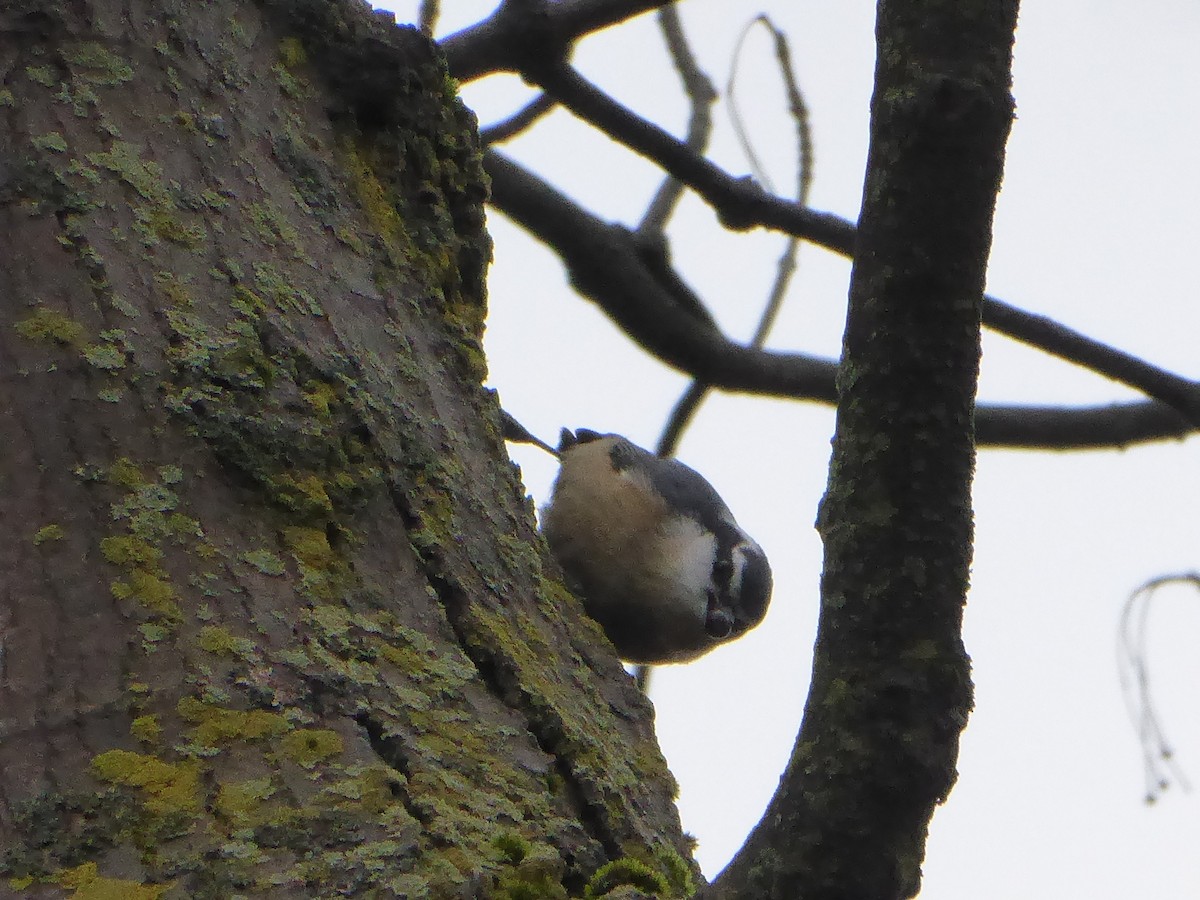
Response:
[110, 570, 180, 619]
[63, 42, 135, 86]
[91, 749, 201, 815]
[33, 524, 66, 545]
[13, 307, 86, 346]
[55, 862, 170, 899]
[176, 697, 289, 747]
[270, 472, 335, 518]
[278, 36, 307, 69]
[283, 526, 338, 569]
[108, 457, 144, 488]
[197, 625, 256, 658]
[100, 535, 163, 567]
[130, 715, 162, 744]
[340, 137, 420, 271]
[278, 729, 344, 769]
[214, 777, 281, 829]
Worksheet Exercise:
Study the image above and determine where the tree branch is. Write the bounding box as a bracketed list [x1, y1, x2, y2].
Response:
[485, 149, 1195, 449]
[709, 3, 1014, 895]
[441, 0, 676, 82]
[526, 59, 853, 238]
[637, 4, 716, 237]
[508, 61, 1200, 429]
[484, 150, 837, 399]
[479, 92, 557, 145]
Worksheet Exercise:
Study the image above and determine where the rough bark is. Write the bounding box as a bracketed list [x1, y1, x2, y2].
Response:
[705, 3, 1018, 898]
[0, 1, 692, 897]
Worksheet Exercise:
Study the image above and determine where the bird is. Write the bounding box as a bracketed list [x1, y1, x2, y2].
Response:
[503, 413, 772, 665]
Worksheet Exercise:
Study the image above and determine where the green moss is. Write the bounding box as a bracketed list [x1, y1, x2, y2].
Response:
[269, 472, 335, 519]
[0, 88, 14, 106]
[33, 524, 66, 545]
[58, 81, 101, 117]
[229, 285, 264, 315]
[584, 858, 670, 899]
[494, 868, 569, 900]
[14, 307, 86, 346]
[278, 729, 344, 769]
[153, 271, 194, 307]
[321, 765, 407, 815]
[134, 203, 207, 248]
[650, 845, 696, 897]
[302, 381, 339, 418]
[137, 623, 168, 650]
[91, 750, 201, 816]
[158, 465, 183, 485]
[493, 832, 531, 866]
[246, 200, 309, 260]
[282, 526, 337, 569]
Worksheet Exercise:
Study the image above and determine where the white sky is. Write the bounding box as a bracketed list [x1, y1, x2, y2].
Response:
[384, 3, 1200, 896]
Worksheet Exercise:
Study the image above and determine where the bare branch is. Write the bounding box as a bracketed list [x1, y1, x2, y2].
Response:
[485, 149, 1196, 449]
[480, 92, 557, 144]
[484, 149, 837, 398]
[659, 15, 812, 456]
[526, 59, 851, 237]
[418, 0, 440, 36]
[983, 301, 1200, 424]
[446, 4, 1200, 442]
[637, 5, 716, 236]
[441, 0, 677, 82]
[1118, 574, 1198, 803]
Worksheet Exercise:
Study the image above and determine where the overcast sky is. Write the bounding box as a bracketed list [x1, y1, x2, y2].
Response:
[385, 3, 1200, 896]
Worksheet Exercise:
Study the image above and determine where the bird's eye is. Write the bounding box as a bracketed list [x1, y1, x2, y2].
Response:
[704, 604, 734, 639]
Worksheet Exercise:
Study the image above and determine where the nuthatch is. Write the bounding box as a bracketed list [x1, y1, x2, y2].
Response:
[535, 427, 773, 665]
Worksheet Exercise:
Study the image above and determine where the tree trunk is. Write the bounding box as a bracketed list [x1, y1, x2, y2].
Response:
[706, 3, 1017, 898]
[0, 1, 692, 896]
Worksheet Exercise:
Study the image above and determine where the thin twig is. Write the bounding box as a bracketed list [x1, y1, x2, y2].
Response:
[638, 5, 717, 236]
[1117, 574, 1198, 802]
[481, 93, 558, 144]
[660, 16, 813, 457]
[418, 0, 440, 36]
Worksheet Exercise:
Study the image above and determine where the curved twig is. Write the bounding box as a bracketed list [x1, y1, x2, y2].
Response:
[659, 15, 813, 457]
[480, 92, 558, 145]
[1117, 574, 1197, 802]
